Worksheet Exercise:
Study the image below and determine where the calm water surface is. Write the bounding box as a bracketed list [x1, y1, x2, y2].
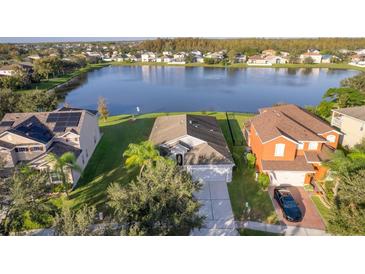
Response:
[58, 66, 358, 115]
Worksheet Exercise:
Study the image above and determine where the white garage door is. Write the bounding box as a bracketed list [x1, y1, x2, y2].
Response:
[269, 171, 306, 186]
[191, 168, 228, 182]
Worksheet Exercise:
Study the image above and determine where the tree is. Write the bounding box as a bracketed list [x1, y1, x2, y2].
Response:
[47, 152, 81, 198]
[341, 73, 365, 93]
[123, 141, 162, 175]
[98, 97, 109, 121]
[328, 169, 365, 235]
[0, 166, 51, 235]
[53, 204, 96, 236]
[323, 87, 365, 108]
[0, 89, 17, 119]
[227, 49, 237, 64]
[108, 158, 204, 235]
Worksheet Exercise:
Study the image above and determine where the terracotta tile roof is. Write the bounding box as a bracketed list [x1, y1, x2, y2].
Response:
[251, 104, 336, 143]
[333, 106, 365, 121]
[149, 114, 234, 165]
[304, 144, 334, 163]
[262, 156, 315, 172]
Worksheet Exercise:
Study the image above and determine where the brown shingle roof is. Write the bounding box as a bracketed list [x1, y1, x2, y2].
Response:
[304, 145, 334, 163]
[251, 104, 336, 143]
[149, 114, 234, 165]
[333, 106, 365, 121]
[262, 156, 315, 172]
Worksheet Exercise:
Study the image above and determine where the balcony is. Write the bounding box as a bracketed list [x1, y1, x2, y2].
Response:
[331, 117, 342, 128]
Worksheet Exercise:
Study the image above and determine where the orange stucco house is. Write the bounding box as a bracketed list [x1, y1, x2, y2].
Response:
[244, 104, 341, 186]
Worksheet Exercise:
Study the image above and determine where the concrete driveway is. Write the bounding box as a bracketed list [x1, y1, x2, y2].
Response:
[191, 181, 238, 236]
[269, 186, 325, 231]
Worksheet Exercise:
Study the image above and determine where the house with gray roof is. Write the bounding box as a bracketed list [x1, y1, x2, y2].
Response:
[331, 106, 365, 148]
[0, 107, 101, 185]
[149, 114, 234, 183]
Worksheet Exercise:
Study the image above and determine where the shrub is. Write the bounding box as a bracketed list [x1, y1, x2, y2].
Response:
[246, 153, 256, 168]
[258, 173, 270, 190]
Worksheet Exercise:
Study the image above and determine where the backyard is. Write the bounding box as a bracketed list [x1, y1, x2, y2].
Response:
[67, 111, 276, 223]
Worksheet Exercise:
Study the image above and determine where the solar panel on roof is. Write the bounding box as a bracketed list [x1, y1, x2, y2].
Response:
[53, 127, 66, 132]
[47, 112, 81, 128]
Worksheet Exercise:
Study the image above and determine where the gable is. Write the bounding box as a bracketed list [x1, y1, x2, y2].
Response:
[0, 131, 43, 146]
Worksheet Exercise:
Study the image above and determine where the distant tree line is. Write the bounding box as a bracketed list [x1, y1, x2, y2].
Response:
[137, 38, 365, 54]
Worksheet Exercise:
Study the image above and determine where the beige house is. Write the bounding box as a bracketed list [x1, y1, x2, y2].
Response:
[0, 107, 101, 185]
[331, 106, 365, 148]
[149, 114, 234, 183]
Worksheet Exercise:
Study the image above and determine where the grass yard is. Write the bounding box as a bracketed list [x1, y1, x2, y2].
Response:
[18, 63, 109, 93]
[67, 111, 276, 223]
[311, 195, 331, 227]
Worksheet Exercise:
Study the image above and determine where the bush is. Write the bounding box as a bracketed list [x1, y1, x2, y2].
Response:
[246, 153, 256, 168]
[258, 173, 270, 190]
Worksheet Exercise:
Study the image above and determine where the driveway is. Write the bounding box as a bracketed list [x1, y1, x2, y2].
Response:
[191, 181, 238, 236]
[269, 186, 325, 231]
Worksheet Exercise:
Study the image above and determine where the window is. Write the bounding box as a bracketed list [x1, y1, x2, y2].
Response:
[308, 142, 318, 150]
[297, 142, 304, 150]
[15, 147, 29, 153]
[326, 135, 336, 143]
[30, 146, 43, 152]
[274, 143, 285, 157]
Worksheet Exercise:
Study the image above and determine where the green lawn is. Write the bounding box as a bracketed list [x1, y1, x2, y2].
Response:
[17, 63, 109, 93]
[311, 195, 331, 226]
[67, 111, 275, 223]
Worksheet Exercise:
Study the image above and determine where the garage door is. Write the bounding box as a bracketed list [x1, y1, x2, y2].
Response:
[191, 168, 228, 182]
[269, 171, 306, 186]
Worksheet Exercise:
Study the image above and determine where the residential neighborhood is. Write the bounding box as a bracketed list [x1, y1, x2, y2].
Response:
[1, 37, 365, 238]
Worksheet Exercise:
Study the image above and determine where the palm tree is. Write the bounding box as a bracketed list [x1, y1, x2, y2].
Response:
[47, 152, 81, 198]
[123, 141, 162, 175]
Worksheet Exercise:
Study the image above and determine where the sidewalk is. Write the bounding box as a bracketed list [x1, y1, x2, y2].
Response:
[236, 221, 330, 236]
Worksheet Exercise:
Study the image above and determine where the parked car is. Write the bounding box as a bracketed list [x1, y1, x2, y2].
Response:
[274, 187, 303, 222]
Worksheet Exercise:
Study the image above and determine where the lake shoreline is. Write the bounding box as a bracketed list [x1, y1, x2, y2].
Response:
[18, 61, 363, 94]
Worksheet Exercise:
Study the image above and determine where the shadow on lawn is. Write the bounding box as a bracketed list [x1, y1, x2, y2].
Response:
[69, 116, 156, 209]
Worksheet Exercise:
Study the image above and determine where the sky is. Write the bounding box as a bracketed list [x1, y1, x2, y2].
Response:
[0, 37, 155, 43]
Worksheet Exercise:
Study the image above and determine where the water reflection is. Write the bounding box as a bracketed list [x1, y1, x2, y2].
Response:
[58, 66, 358, 115]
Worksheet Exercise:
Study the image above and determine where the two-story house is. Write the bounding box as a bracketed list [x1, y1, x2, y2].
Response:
[331, 106, 365, 148]
[0, 107, 101, 185]
[244, 104, 341, 186]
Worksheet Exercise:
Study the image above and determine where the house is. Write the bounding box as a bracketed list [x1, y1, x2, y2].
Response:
[149, 114, 235, 183]
[307, 48, 320, 54]
[299, 52, 323, 63]
[349, 54, 365, 67]
[321, 54, 339, 64]
[141, 52, 156, 62]
[264, 55, 288, 64]
[235, 54, 247, 63]
[244, 104, 341, 186]
[0, 107, 101, 185]
[0, 65, 16, 76]
[331, 106, 365, 148]
[247, 55, 272, 66]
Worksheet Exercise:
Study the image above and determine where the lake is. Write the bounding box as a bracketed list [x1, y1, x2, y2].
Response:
[58, 65, 358, 115]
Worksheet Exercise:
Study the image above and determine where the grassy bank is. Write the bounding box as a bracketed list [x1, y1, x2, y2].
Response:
[110, 61, 365, 71]
[66, 111, 275, 223]
[19, 63, 109, 93]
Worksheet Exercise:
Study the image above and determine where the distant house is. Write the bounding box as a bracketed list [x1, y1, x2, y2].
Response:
[149, 114, 235, 183]
[28, 54, 41, 61]
[299, 52, 322, 63]
[235, 54, 247, 63]
[331, 106, 365, 148]
[244, 104, 341, 186]
[264, 55, 288, 64]
[307, 48, 320, 54]
[141, 52, 157, 62]
[196, 57, 204, 63]
[204, 52, 224, 61]
[0, 65, 16, 76]
[0, 107, 101, 185]
[247, 55, 272, 66]
[349, 54, 365, 67]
